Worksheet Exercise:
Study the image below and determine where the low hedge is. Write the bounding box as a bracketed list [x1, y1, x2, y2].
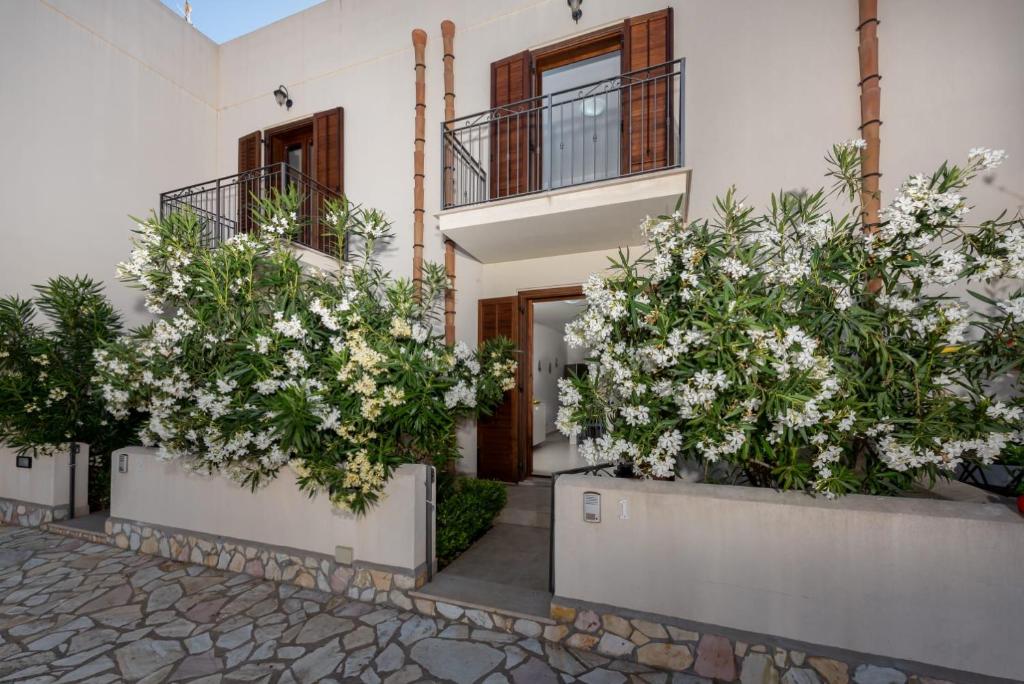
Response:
[436, 476, 507, 566]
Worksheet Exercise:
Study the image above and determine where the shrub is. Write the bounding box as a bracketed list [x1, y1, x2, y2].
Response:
[95, 192, 516, 514]
[436, 476, 507, 565]
[0, 276, 139, 469]
[557, 144, 1024, 497]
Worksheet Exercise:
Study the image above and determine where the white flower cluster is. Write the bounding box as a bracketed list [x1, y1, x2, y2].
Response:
[967, 147, 1007, 170]
[98, 199, 519, 513]
[874, 174, 968, 258]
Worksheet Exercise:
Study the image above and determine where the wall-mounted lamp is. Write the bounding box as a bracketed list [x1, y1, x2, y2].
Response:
[273, 85, 293, 110]
[567, 0, 583, 23]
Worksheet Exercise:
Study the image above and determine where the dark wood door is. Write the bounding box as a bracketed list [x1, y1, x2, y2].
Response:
[478, 296, 521, 482]
[266, 123, 314, 244]
[267, 124, 314, 178]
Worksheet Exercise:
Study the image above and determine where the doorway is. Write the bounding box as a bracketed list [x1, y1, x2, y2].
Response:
[477, 285, 585, 482]
[539, 50, 622, 190]
[530, 298, 589, 475]
[265, 120, 314, 182]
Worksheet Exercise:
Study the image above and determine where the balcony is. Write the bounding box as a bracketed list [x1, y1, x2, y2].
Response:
[438, 59, 689, 263]
[159, 163, 343, 257]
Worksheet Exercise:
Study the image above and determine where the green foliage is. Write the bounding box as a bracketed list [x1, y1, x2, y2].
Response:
[436, 475, 508, 565]
[96, 191, 517, 514]
[0, 276, 138, 460]
[558, 144, 1024, 497]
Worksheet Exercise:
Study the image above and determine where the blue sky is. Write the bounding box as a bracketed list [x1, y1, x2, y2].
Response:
[160, 0, 324, 43]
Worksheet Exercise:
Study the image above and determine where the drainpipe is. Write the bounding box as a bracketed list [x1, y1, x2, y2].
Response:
[412, 29, 427, 295]
[858, 0, 881, 235]
[442, 20, 457, 345]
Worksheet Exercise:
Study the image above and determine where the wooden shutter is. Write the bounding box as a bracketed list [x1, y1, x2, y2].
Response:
[313, 107, 344, 194]
[313, 107, 344, 253]
[237, 130, 262, 233]
[489, 51, 535, 200]
[477, 297, 521, 482]
[622, 8, 674, 174]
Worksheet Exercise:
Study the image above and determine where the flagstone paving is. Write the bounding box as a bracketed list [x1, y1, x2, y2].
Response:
[0, 525, 680, 683]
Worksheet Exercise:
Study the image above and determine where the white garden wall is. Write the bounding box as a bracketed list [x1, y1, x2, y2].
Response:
[0, 444, 89, 525]
[553, 475, 1024, 680]
[110, 447, 432, 575]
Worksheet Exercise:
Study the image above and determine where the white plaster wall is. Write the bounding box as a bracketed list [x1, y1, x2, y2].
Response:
[0, 444, 89, 516]
[211, 0, 859, 286]
[110, 447, 430, 572]
[0, 0, 218, 327]
[554, 475, 1024, 680]
[883, 0, 1024, 223]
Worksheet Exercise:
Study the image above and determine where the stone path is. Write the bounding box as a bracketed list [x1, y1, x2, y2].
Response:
[0, 526, 680, 683]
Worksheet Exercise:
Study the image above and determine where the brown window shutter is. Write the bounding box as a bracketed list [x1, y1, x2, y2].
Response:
[313, 107, 344, 195]
[489, 51, 535, 200]
[477, 296, 520, 482]
[237, 130, 261, 233]
[622, 8, 674, 174]
[312, 107, 344, 254]
[238, 130, 262, 173]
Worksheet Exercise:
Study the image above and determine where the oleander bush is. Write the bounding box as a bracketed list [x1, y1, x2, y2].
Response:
[557, 144, 1024, 497]
[436, 475, 507, 566]
[94, 191, 516, 514]
[0, 276, 141, 509]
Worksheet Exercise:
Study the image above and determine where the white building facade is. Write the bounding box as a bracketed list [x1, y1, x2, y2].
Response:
[5, 0, 1023, 478]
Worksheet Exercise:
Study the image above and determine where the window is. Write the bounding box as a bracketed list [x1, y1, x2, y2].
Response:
[541, 50, 622, 189]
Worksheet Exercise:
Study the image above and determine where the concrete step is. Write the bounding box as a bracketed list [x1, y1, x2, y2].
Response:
[43, 511, 109, 544]
[412, 574, 553, 623]
[496, 506, 550, 529]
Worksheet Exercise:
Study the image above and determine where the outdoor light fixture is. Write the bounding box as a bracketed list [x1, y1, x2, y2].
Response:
[567, 0, 583, 23]
[273, 85, 293, 110]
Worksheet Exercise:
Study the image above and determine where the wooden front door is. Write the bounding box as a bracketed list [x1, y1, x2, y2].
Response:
[478, 296, 522, 482]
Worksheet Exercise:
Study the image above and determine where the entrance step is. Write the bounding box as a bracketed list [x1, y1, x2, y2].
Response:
[44, 511, 109, 545]
[496, 479, 551, 529]
[412, 574, 553, 623]
[420, 522, 552, 621]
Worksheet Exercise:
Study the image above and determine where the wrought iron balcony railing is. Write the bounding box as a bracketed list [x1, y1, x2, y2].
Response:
[159, 162, 344, 256]
[441, 58, 685, 211]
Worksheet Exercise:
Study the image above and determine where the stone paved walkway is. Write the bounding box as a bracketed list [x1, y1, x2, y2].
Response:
[0, 525, 678, 683]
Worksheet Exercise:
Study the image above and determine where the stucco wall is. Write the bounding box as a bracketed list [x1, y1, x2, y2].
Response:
[110, 447, 431, 573]
[553, 475, 1024, 680]
[0, 0, 218, 327]
[0, 444, 89, 516]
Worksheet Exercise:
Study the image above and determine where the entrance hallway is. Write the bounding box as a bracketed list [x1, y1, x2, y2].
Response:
[413, 479, 552, 620]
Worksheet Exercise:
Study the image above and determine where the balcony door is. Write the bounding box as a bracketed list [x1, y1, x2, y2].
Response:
[487, 8, 672, 202]
[267, 121, 314, 182]
[237, 107, 344, 252]
[540, 50, 622, 190]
